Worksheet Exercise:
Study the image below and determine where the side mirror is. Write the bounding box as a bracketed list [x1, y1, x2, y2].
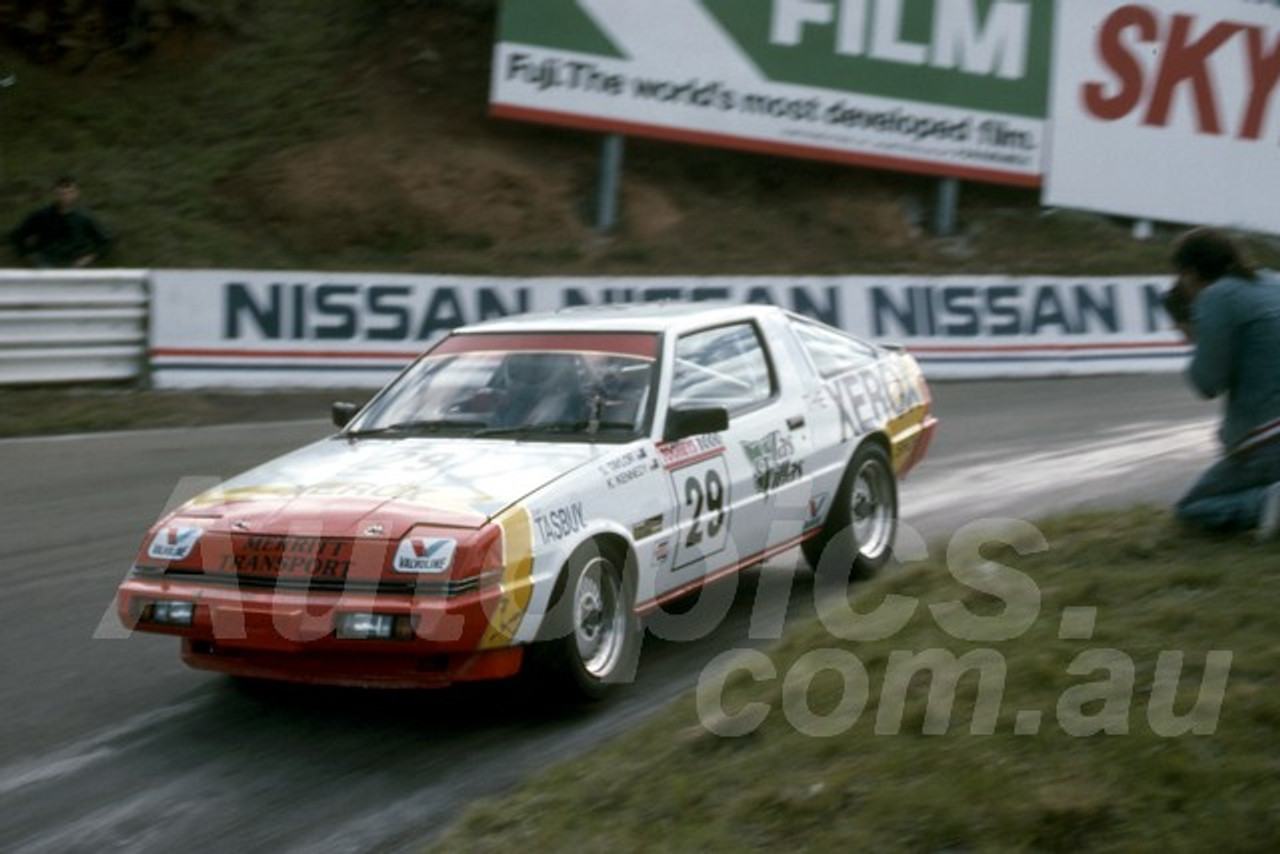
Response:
[332, 401, 360, 428]
[664, 405, 729, 441]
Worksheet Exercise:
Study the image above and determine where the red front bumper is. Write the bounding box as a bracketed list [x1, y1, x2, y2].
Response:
[117, 577, 524, 688]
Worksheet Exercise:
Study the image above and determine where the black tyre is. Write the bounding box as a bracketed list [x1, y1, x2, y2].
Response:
[530, 541, 640, 701]
[801, 442, 898, 576]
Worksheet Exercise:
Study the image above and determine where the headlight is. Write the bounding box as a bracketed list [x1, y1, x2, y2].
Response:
[392, 536, 457, 574]
[146, 525, 204, 561]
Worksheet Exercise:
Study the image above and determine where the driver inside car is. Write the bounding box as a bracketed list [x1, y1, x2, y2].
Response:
[494, 352, 590, 427]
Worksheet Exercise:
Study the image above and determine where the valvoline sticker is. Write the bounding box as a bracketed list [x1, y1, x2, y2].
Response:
[147, 525, 203, 561]
[392, 537, 457, 574]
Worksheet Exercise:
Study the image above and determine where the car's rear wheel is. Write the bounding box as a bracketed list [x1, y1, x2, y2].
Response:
[531, 541, 640, 701]
[802, 442, 898, 576]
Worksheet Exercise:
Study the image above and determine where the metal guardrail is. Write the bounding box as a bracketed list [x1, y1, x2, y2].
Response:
[0, 270, 149, 385]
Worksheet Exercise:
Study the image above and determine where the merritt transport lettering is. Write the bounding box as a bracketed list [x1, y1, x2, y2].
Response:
[220, 536, 351, 579]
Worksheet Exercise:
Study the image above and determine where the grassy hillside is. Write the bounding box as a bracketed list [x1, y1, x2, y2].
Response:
[430, 508, 1280, 853]
[5, 0, 1279, 277]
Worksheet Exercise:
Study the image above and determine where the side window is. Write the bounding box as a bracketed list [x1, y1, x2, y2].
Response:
[789, 319, 878, 379]
[671, 323, 773, 412]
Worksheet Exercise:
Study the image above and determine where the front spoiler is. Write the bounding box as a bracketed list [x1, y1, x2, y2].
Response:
[179, 639, 523, 689]
[117, 577, 525, 688]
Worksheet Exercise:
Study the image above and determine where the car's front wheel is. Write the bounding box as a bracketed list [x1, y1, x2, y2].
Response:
[802, 441, 898, 577]
[531, 541, 640, 701]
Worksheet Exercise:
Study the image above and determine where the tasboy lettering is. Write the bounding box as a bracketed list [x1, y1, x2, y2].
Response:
[534, 503, 587, 543]
[1083, 6, 1280, 141]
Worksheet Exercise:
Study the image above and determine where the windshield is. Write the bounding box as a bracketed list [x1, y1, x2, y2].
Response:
[348, 332, 659, 442]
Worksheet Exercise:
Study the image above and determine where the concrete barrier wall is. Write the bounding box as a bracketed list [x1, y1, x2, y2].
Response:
[0, 269, 1189, 388]
[149, 270, 1189, 388]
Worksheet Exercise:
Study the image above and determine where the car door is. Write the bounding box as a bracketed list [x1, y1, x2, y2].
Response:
[661, 320, 813, 586]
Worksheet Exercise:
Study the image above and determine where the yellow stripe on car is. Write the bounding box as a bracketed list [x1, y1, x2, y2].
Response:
[479, 506, 535, 648]
[883, 357, 932, 472]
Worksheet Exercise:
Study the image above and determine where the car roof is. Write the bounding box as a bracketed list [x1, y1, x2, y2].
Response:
[451, 301, 786, 336]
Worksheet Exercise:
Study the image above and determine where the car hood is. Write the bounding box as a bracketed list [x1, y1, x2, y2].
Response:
[173, 437, 604, 537]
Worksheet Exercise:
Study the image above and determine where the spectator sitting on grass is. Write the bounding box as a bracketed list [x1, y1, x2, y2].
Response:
[10, 175, 113, 268]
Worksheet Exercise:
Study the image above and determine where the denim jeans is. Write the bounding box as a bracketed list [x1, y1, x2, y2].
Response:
[1176, 438, 1280, 531]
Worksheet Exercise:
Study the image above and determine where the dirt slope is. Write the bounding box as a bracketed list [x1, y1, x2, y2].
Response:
[207, 3, 1180, 277]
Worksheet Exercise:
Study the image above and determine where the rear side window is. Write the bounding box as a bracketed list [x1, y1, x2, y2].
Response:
[789, 319, 878, 379]
[671, 323, 773, 412]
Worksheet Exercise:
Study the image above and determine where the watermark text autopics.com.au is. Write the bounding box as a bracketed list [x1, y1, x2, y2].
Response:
[107, 477, 1231, 738]
[694, 518, 1232, 740]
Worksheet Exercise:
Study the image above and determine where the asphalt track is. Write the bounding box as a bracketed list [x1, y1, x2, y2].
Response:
[0, 375, 1220, 853]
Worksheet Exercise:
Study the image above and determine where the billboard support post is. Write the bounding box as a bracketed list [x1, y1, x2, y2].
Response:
[934, 177, 960, 237]
[595, 133, 625, 233]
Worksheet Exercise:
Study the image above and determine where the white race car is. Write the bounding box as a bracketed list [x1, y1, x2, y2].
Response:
[118, 303, 936, 699]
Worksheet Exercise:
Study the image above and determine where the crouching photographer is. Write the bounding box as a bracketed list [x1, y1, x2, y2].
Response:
[1167, 227, 1280, 539]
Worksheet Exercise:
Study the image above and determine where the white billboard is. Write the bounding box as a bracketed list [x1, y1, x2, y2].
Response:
[148, 270, 1186, 388]
[1045, 0, 1280, 233]
[490, 0, 1054, 186]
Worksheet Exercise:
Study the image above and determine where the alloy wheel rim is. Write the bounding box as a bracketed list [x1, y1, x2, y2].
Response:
[851, 459, 893, 560]
[574, 557, 625, 679]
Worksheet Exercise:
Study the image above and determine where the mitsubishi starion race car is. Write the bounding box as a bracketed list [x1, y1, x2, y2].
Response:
[117, 303, 936, 699]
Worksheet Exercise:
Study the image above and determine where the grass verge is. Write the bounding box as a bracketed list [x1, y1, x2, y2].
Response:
[430, 507, 1280, 853]
[0, 386, 366, 437]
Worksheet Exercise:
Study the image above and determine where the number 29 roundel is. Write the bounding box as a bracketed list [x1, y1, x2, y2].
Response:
[660, 436, 731, 571]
